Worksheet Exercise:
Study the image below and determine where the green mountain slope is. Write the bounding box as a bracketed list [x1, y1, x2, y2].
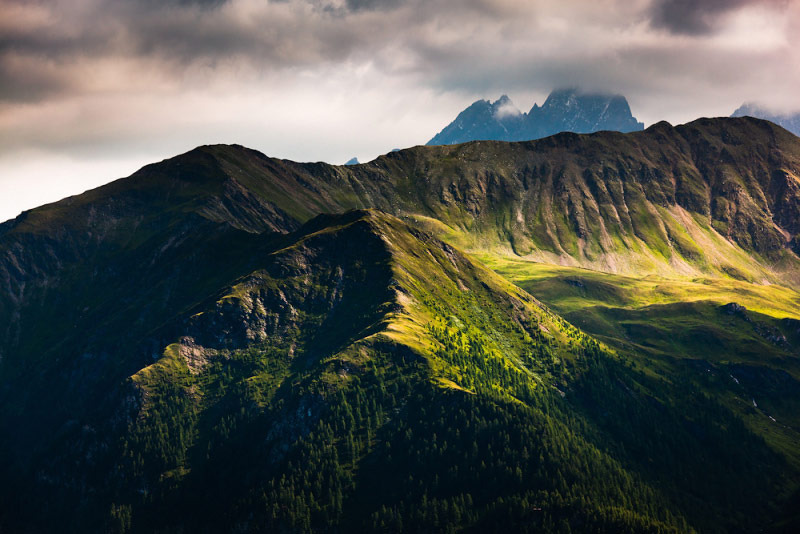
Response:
[2, 117, 800, 532]
[2, 210, 794, 533]
[484, 255, 800, 467]
[246, 116, 798, 285]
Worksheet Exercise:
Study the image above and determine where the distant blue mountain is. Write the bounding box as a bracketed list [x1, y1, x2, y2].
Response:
[344, 157, 360, 165]
[732, 103, 800, 137]
[428, 88, 644, 146]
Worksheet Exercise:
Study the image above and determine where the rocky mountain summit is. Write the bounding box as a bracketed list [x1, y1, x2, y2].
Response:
[428, 88, 644, 145]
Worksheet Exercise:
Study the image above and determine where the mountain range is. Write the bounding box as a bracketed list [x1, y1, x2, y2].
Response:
[732, 102, 800, 137]
[427, 88, 645, 145]
[2, 117, 800, 532]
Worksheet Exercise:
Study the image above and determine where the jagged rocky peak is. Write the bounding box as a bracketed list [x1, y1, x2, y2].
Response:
[535, 88, 644, 135]
[732, 102, 800, 137]
[428, 87, 644, 145]
[425, 95, 525, 146]
[491, 94, 522, 118]
[539, 87, 582, 109]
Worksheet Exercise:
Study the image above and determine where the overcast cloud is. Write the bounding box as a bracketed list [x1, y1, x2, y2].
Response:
[1, 0, 798, 221]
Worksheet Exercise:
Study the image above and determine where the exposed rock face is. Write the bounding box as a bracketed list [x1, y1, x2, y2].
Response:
[428, 88, 644, 145]
[416, 117, 800, 283]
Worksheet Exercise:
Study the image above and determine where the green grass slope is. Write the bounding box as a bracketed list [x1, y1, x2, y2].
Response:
[485, 254, 800, 469]
[2, 210, 796, 533]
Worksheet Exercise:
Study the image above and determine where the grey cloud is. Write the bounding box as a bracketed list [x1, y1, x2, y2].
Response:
[0, 0, 360, 102]
[0, 55, 74, 102]
[0, 0, 797, 121]
[134, 0, 229, 9]
[0, 0, 468, 104]
[649, 0, 759, 35]
[345, 0, 404, 12]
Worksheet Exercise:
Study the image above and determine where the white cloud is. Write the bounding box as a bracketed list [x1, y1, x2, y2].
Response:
[494, 99, 522, 119]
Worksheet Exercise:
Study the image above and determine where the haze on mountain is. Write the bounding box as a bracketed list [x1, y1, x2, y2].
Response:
[427, 88, 645, 146]
[732, 102, 800, 137]
[2, 116, 800, 532]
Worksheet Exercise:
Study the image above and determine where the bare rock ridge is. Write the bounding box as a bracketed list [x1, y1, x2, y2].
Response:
[428, 88, 644, 145]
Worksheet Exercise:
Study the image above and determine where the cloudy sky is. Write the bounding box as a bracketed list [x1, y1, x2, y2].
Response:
[1, 0, 799, 222]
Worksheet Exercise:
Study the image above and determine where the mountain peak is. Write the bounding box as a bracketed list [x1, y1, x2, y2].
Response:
[541, 87, 580, 106]
[732, 102, 762, 116]
[492, 94, 521, 119]
[428, 88, 644, 145]
[426, 95, 525, 145]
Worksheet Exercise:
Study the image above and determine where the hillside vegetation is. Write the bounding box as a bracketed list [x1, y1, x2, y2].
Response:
[2, 117, 800, 532]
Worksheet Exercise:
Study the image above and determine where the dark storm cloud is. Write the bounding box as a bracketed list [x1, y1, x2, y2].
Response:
[650, 0, 742, 34]
[0, 55, 73, 102]
[0, 1, 535, 104]
[0, 0, 652, 109]
[0, 0, 455, 105]
[134, 0, 230, 8]
[0, 0, 797, 125]
[344, 0, 404, 12]
[0, 0, 364, 102]
[649, 0, 782, 35]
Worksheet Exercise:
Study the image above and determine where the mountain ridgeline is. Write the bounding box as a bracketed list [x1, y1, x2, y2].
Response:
[7, 115, 793, 288]
[733, 102, 800, 137]
[1, 116, 800, 532]
[428, 89, 644, 146]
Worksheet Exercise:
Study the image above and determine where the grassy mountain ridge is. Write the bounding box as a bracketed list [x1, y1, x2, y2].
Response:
[378, 117, 800, 283]
[2, 118, 800, 531]
[286, 117, 800, 283]
[3, 210, 792, 532]
[5, 117, 800, 288]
